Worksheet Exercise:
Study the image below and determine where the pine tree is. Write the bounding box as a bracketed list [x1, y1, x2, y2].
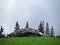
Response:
[51, 26, 54, 37]
[0, 26, 4, 36]
[15, 21, 20, 31]
[38, 21, 44, 34]
[42, 21, 44, 34]
[26, 21, 29, 28]
[46, 22, 50, 37]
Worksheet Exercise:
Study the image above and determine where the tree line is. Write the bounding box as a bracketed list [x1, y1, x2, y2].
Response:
[0, 21, 55, 38]
[38, 21, 55, 37]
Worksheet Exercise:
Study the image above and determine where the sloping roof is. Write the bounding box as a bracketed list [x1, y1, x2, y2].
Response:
[9, 28, 43, 36]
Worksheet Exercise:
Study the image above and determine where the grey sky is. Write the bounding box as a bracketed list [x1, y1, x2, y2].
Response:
[0, 0, 60, 36]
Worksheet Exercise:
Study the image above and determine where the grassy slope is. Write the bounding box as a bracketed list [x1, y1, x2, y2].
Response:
[0, 37, 60, 45]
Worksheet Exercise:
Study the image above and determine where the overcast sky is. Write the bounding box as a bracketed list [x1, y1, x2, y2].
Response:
[0, 0, 60, 36]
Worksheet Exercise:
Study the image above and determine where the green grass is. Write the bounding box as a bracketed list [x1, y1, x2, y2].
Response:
[0, 37, 60, 45]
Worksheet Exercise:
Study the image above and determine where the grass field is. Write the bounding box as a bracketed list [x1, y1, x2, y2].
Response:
[0, 37, 60, 45]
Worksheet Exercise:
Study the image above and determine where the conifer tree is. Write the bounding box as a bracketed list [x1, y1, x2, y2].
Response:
[15, 21, 20, 31]
[26, 21, 29, 28]
[0, 26, 4, 36]
[38, 21, 44, 34]
[46, 22, 50, 37]
[51, 26, 54, 37]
